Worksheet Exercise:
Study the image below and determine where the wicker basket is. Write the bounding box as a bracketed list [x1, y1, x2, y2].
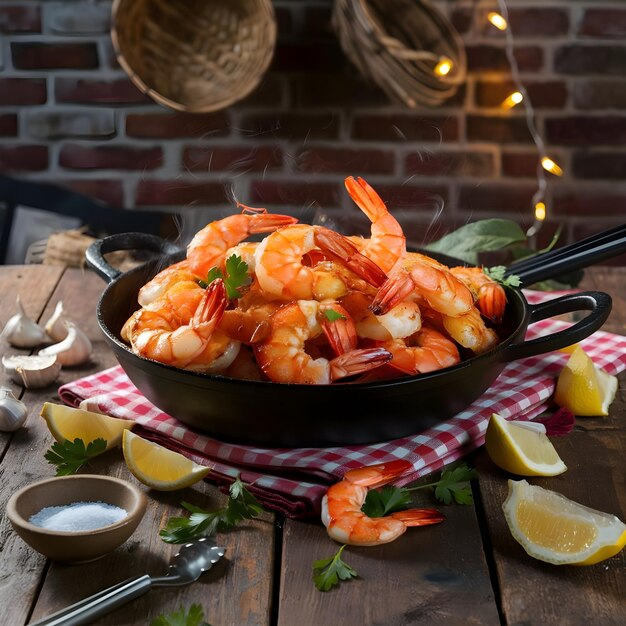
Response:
[111, 0, 277, 113]
[333, 0, 466, 107]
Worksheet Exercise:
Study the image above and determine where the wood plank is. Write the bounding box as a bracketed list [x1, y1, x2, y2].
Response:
[278, 488, 501, 626]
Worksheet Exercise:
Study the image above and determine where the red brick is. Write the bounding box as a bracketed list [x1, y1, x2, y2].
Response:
[0, 145, 48, 171]
[183, 146, 283, 173]
[250, 180, 340, 208]
[0, 114, 17, 136]
[297, 147, 395, 175]
[554, 45, 626, 75]
[55, 78, 149, 105]
[579, 9, 626, 38]
[361, 184, 450, 213]
[466, 116, 533, 144]
[240, 113, 340, 141]
[274, 7, 293, 35]
[272, 42, 346, 72]
[26, 111, 116, 140]
[303, 6, 333, 39]
[545, 116, 626, 146]
[351, 115, 459, 142]
[458, 184, 537, 214]
[573, 80, 626, 110]
[405, 150, 495, 178]
[0, 78, 46, 106]
[12, 42, 98, 70]
[499, 9, 569, 37]
[292, 74, 388, 107]
[59, 144, 162, 170]
[572, 152, 626, 180]
[554, 190, 626, 217]
[501, 151, 541, 178]
[135, 180, 228, 207]
[126, 112, 230, 139]
[0, 6, 41, 33]
[475, 81, 567, 109]
[466, 45, 543, 73]
[60, 179, 125, 207]
[236, 75, 285, 108]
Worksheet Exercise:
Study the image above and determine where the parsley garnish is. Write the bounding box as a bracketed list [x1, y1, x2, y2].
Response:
[199, 254, 251, 299]
[159, 477, 265, 543]
[312, 544, 358, 591]
[44, 437, 108, 476]
[151, 603, 210, 626]
[484, 265, 522, 288]
[323, 308, 346, 322]
[361, 463, 478, 516]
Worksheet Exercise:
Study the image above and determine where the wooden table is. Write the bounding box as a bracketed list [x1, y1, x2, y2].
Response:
[1, 265, 624, 626]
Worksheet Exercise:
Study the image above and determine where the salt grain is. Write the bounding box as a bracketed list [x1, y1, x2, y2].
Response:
[29, 501, 128, 532]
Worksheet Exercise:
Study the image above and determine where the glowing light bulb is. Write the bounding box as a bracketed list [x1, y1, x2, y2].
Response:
[541, 157, 563, 176]
[534, 202, 546, 221]
[502, 91, 523, 109]
[488, 12, 508, 30]
[434, 56, 453, 76]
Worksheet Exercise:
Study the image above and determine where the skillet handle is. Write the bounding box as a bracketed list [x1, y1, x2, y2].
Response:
[85, 233, 182, 284]
[501, 291, 612, 362]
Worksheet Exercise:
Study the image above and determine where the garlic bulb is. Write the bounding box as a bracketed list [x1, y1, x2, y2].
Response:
[38, 322, 92, 366]
[0, 387, 28, 432]
[1, 296, 49, 348]
[2, 354, 61, 389]
[44, 301, 70, 342]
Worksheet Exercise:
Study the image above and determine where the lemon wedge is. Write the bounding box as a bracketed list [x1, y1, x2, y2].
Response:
[554, 346, 618, 416]
[41, 402, 134, 450]
[485, 413, 567, 476]
[122, 430, 210, 491]
[503, 479, 626, 565]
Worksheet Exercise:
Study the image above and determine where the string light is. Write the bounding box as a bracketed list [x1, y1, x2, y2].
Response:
[434, 56, 453, 76]
[534, 202, 546, 221]
[541, 156, 564, 176]
[487, 12, 508, 31]
[501, 91, 523, 109]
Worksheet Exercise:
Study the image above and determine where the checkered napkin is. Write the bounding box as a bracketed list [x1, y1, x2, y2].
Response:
[58, 291, 626, 519]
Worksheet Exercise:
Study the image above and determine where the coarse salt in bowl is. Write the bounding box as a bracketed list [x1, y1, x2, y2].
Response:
[6, 474, 147, 564]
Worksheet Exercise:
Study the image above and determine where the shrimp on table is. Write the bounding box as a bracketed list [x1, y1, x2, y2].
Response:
[124, 279, 229, 369]
[321, 460, 445, 546]
[344, 176, 407, 274]
[254, 300, 391, 384]
[187, 205, 298, 278]
[450, 266, 507, 323]
[138, 259, 199, 307]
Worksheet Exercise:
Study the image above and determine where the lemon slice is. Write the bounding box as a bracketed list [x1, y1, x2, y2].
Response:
[503, 479, 626, 565]
[41, 402, 134, 450]
[485, 413, 567, 476]
[122, 430, 210, 491]
[554, 346, 618, 416]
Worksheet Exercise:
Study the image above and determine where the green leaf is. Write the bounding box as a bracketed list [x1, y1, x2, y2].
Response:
[484, 266, 522, 288]
[44, 438, 107, 476]
[425, 219, 527, 264]
[150, 603, 209, 626]
[223, 254, 251, 299]
[405, 463, 478, 505]
[361, 485, 413, 517]
[312, 545, 358, 591]
[323, 308, 346, 322]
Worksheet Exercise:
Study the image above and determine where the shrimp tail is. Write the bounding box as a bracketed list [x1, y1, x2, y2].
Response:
[343, 459, 413, 487]
[195, 278, 228, 329]
[314, 226, 387, 287]
[344, 176, 385, 222]
[320, 303, 357, 355]
[329, 347, 392, 381]
[370, 272, 415, 315]
[237, 204, 298, 233]
[390, 508, 446, 526]
[477, 283, 507, 323]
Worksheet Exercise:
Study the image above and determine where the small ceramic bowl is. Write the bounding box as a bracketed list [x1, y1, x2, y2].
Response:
[6, 474, 147, 564]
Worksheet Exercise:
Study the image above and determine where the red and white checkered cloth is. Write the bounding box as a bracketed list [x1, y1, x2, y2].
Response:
[58, 291, 626, 519]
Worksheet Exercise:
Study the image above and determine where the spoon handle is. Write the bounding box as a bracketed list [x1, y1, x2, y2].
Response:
[29, 575, 152, 626]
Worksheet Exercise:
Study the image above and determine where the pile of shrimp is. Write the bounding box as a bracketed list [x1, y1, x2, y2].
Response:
[121, 176, 507, 385]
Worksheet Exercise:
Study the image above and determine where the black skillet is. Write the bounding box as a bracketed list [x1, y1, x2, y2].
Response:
[85, 228, 622, 447]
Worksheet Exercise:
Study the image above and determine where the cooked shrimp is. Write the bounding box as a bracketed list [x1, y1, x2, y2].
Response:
[254, 224, 385, 302]
[321, 459, 445, 546]
[450, 267, 507, 323]
[441, 306, 499, 354]
[344, 176, 406, 273]
[125, 279, 228, 369]
[187, 206, 298, 278]
[379, 326, 460, 375]
[138, 260, 198, 306]
[254, 300, 391, 384]
[224, 241, 259, 274]
[371, 253, 474, 318]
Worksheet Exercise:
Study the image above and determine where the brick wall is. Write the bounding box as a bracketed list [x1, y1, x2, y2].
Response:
[0, 0, 625, 256]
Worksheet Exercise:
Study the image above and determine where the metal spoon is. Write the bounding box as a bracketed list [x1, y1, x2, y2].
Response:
[30, 537, 225, 626]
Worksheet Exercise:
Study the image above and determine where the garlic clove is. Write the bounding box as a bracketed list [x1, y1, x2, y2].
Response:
[44, 301, 70, 342]
[38, 322, 92, 367]
[0, 387, 28, 432]
[2, 354, 61, 389]
[1, 296, 49, 348]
